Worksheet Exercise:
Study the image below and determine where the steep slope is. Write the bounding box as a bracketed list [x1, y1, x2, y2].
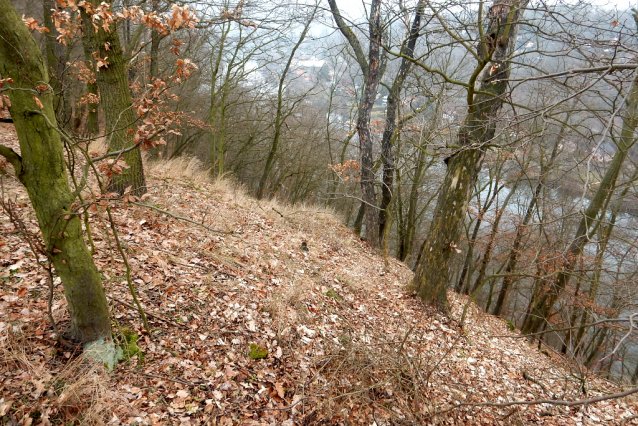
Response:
[1, 123, 637, 425]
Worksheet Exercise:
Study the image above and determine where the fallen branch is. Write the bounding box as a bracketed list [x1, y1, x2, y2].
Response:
[439, 386, 638, 412]
[131, 201, 236, 234]
[108, 296, 188, 329]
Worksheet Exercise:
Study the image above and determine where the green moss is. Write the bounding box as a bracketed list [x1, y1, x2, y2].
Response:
[503, 318, 516, 331]
[326, 289, 342, 301]
[115, 328, 144, 363]
[248, 343, 268, 360]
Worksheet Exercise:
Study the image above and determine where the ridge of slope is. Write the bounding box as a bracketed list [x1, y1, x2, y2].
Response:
[0, 123, 636, 425]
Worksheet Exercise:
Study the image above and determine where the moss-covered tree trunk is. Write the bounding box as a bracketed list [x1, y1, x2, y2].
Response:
[80, 0, 146, 195]
[411, 0, 528, 311]
[0, 0, 111, 343]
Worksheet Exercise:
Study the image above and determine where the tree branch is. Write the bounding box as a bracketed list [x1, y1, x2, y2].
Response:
[327, 0, 369, 77]
[0, 143, 22, 177]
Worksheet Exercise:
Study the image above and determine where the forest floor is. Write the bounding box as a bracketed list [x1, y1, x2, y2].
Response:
[1, 122, 637, 425]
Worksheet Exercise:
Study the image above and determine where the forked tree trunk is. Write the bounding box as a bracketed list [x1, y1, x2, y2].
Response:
[328, 0, 383, 247]
[0, 0, 111, 343]
[378, 0, 425, 243]
[411, 0, 528, 311]
[80, 0, 146, 196]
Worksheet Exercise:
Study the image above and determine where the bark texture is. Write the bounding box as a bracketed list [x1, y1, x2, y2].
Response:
[378, 0, 425, 243]
[328, 0, 383, 247]
[80, 1, 146, 195]
[0, 0, 111, 343]
[411, 0, 528, 311]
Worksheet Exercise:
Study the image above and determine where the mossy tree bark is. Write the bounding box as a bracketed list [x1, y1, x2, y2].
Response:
[0, 0, 111, 343]
[80, 0, 146, 196]
[411, 0, 528, 311]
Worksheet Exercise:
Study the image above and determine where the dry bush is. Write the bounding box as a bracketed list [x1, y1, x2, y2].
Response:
[0, 331, 120, 425]
[303, 327, 449, 425]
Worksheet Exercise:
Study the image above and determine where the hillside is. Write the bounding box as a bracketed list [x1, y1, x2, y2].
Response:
[1, 124, 637, 425]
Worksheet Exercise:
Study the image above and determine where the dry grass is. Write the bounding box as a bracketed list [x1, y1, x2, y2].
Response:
[0, 331, 119, 425]
[87, 137, 108, 158]
[145, 155, 212, 188]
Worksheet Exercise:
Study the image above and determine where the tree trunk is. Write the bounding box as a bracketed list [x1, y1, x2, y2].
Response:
[379, 0, 425, 243]
[0, 0, 111, 343]
[411, 0, 528, 311]
[80, 0, 146, 196]
[358, 0, 383, 246]
[328, 0, 383, 247]
[257, 10, 314, 199]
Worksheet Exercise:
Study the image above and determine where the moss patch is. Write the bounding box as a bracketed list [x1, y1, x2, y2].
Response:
[326, 289, 342, 301]
[248, 343, 268, 360]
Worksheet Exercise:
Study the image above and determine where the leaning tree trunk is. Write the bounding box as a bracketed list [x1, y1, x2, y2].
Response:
[80, 0, 146, 196]
[411, 0, 528, 311]
[0, 0, 111, 343]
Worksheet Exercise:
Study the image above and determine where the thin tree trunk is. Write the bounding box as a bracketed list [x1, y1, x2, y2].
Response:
[522, 68, 638, 334]
[328, 0, 383, 247]
[457, 177, 502, 294]
[257, 10, 315, 199]
[471, 179, 520, 306]
[379, 0, 425, 243]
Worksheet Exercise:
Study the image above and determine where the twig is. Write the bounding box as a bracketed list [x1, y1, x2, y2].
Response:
[131, 201, 236, 234]
[523, 370, 557, 399]
[0, 186, 73, 348]
[107, 296, 188, 329]
[105, 206, 150, 334]
[117, 369, 203, 387]
[436, 386, 638, 413]
[490, 317, 632, 338]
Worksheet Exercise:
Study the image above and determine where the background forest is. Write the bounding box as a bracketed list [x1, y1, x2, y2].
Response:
[2, 0, 638, 405]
